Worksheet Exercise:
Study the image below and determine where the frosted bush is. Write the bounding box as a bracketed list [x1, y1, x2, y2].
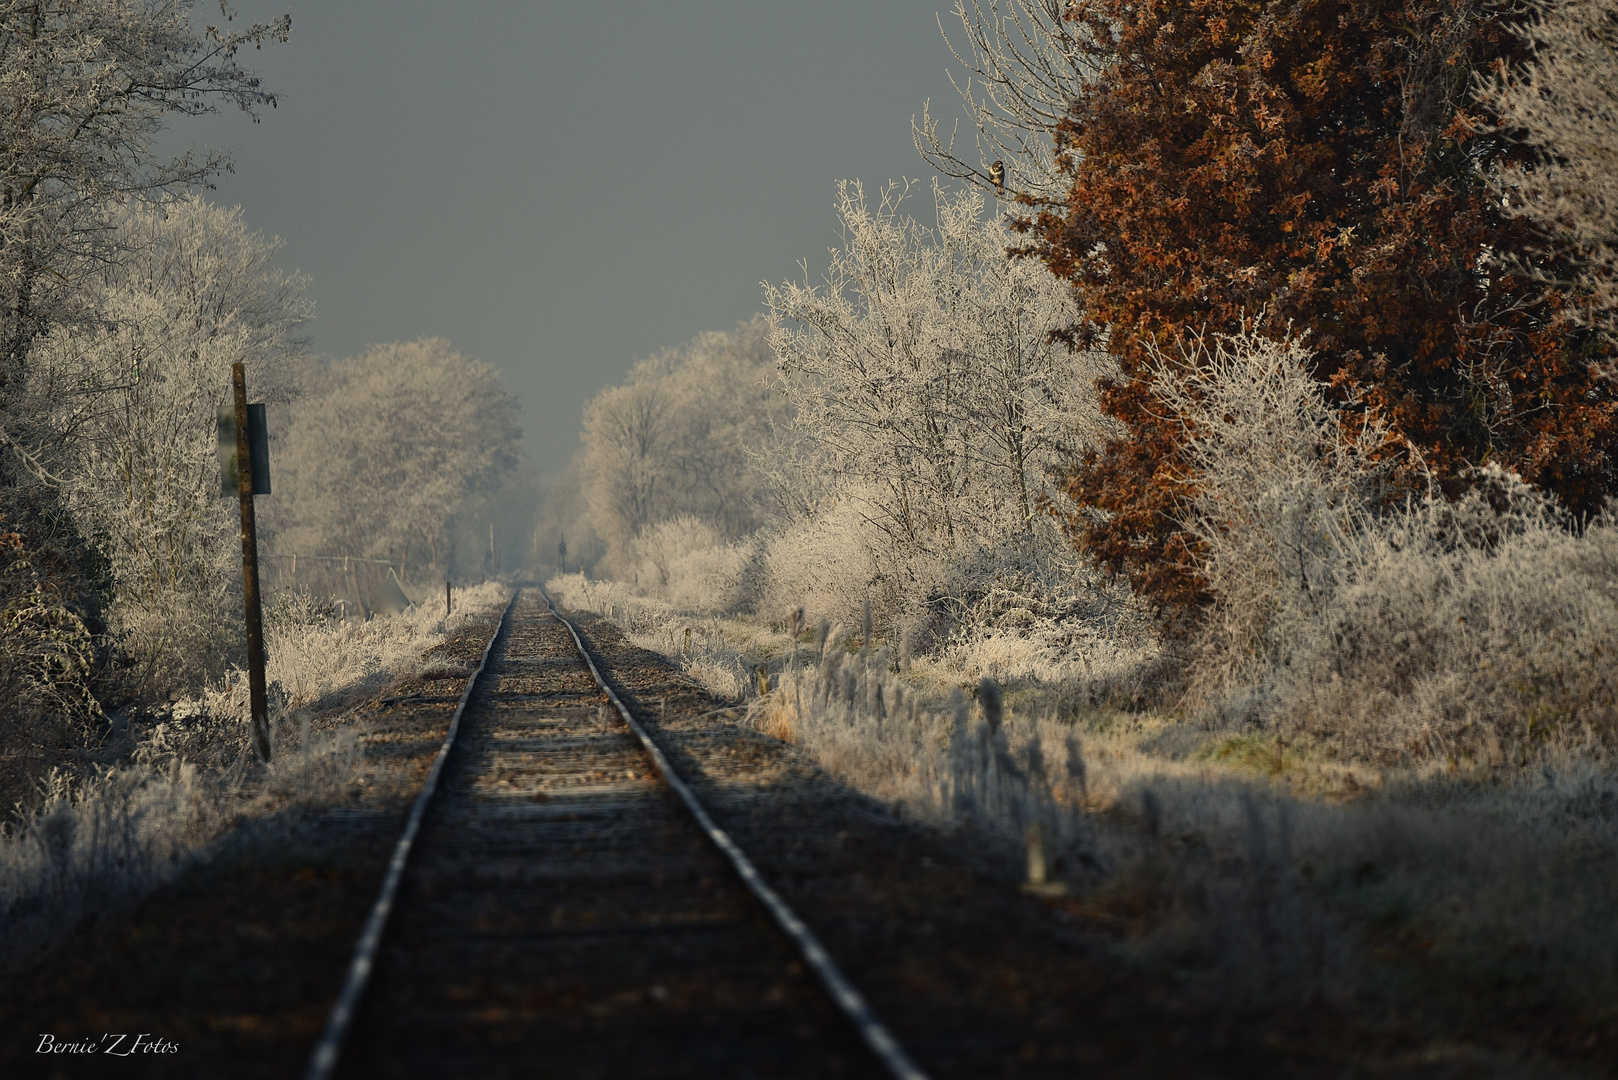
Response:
[934, 524, 1161, 697]
[619, 516, 762, 616]
[755, 494, 896, 628]
[631, 516, 723, 590]
[0, 763, 218, 965]
[1476, 0, 1618, 349]
[1150, 328, 1398, 705]
[245, 581, 510, 717]
[1160, 331, 1618, 770]
[109, 590, 246, 696]
[664, 537, 761, 615]
[1272, 489, 1618, 767]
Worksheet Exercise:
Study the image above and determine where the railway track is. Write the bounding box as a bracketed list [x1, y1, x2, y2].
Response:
[307, 587, 923, 1079]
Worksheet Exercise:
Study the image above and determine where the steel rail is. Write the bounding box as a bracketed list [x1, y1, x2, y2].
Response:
[304, 590, 518, 1080]
[540, 586, 931, 1080]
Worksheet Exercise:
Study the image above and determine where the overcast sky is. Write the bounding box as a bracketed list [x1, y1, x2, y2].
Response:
[167, 2, 979, 472]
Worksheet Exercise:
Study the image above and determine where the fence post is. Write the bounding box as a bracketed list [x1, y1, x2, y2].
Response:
[232, 363, 271, 762]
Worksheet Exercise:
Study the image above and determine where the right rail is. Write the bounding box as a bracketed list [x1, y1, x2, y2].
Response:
[542, 586, 930, 1080]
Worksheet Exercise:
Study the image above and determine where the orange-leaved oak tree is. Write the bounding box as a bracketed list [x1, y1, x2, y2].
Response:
[1020, 0, 1617, 624]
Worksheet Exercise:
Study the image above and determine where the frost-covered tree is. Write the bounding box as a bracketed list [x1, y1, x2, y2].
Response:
[1476, 0, 1618, 351]
[20, 197, 309, 688]
[579, 318, 784, 571]
[764, 181, 1105, 586]
[1148, 330, 1399, 693]
[581, 380, 674, 560]
[270, 339, 522, 577]
[914, 0, 1098, 206]
[0, 1, 290, 403]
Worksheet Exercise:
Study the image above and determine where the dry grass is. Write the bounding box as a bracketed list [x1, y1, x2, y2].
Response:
[566, 574, 1618, 1034]
[549, 573, 781, 701]
[0, 583, 511, 967]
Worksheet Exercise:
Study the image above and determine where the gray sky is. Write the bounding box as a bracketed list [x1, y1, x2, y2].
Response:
[168, 2, 977, 472]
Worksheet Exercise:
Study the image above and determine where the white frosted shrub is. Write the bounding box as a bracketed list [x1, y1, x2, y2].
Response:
[1164, 331, 1618, 769]
[664, 538, 760, 615]
[1476, 0, 1618, 349]
[631, 515, 723, 590]
[936, 523, 1160, 697]
[757, 493, 900, 628]
[1151, 329, 1398, 706]
[252, 581, 510, 716]
[0, 763, 217, 965]
[1272, 485, 1618, 766]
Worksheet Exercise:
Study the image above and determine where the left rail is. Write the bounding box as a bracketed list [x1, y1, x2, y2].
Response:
[303, 590, 517, 1080]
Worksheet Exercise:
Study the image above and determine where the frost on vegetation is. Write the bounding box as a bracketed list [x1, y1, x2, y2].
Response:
[628, 516, 762, 616]
[757, 640, 1618, 1012]
[0, 583, 511, 964]
[18, 198, 310, 693]
[1164, 329, 1618, 770]
[548, 573, 762, 701]
[915, 0, 1101, 204]
[761, 181, 1109, 634]
[933, 525, 1161, 698]
[755, 643, 1360, 1002]
[564, 181, 1125, 669]
[549, 163, 1618, 1019]
[578, 319, 783, 580]
[1272, 482, 1618, 768]
[266, 339, 522, 578]
[1149, 328, 1401, 707]
[1476, 0, 1618, 351]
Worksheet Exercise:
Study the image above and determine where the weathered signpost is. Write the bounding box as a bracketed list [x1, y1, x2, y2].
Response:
[218, 362, 272, 762]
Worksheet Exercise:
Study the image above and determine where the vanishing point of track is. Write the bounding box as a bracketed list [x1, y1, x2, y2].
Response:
[305, 587, 924, 1079]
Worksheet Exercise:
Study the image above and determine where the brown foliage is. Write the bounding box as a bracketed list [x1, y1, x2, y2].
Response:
[1025, 0, 1618, 622]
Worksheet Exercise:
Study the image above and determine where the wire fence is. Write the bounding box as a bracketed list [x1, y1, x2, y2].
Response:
[261, 554, 415, 618]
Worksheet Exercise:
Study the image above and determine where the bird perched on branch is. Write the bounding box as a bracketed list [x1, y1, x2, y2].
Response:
[989, 160, 1005, 194]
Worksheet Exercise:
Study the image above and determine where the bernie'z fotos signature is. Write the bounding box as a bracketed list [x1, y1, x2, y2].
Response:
[37, 1033, 179, 1056]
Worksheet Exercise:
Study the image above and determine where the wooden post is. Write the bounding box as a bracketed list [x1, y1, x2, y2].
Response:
[445, 580, 452, 617]
[232, 363, 271, 762]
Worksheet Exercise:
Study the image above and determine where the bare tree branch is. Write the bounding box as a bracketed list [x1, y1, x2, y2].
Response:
[913, 0, 1099, 207]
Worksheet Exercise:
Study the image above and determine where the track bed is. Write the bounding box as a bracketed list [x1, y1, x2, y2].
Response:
[336, 593, 879, 1078]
